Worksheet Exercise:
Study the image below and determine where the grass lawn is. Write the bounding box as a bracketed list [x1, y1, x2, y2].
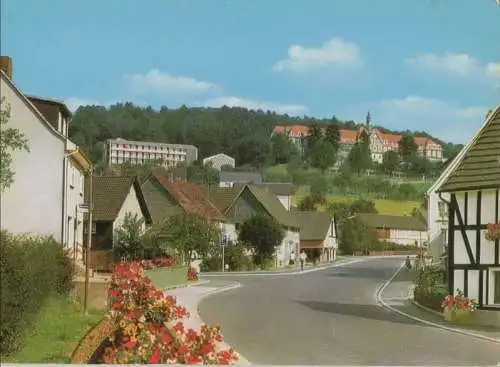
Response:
[5, 296, 104, 363]
[293, 186, 420, 216]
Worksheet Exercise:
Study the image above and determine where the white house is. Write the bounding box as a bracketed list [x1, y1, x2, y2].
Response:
[426, 109, 495, 261]
[88, 175, 152, 251]
[357, 213, 427, 247]
[219, 171, 262, 188]
[295, 211, 338, 262]
[203, 153, 235, 171]
[436, 105, 500, 316]
[0, 59, 68, 244]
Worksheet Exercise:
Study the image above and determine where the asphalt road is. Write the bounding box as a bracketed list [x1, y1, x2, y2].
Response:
[198, 258, 500, 365]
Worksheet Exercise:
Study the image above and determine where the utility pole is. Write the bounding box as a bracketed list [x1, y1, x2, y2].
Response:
[83, 167, 93, 314]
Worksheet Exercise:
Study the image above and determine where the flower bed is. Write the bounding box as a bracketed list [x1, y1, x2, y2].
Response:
[441, 289, 477, 324]
[87, 262, 238, 364]
[413, 287, 445, 312]
[188, 266, 199, 281]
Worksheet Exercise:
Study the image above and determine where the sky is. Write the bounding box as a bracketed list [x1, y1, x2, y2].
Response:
[1, 0, 499, 144]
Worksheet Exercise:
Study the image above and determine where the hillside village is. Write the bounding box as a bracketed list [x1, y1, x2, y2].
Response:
[2, 53, 500, 363]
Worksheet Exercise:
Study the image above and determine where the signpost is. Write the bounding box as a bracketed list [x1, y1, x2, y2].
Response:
[220, 234, 227, 272]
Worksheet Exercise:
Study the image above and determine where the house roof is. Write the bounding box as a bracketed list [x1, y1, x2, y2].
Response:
[203, 153, 234, 162]
[295, 211, 332, 241]
[205, 186, 242, 213]
[272, 125, 439, 148]
[0, 70, 66, 142]
[206, 184, 298, 228]
[219, 171, 262, 184]
[151, 173, 226, 221]
[233, 182, 294, 196]
[438, 105, 500, 192]
[357, 213, 427, 231]
[86, 175, 151, 223]
[246, 185, 299, 228]
[26, 95, 72, 118]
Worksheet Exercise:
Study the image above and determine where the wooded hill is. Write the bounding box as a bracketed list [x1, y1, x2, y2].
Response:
[68, 103, 463, 169]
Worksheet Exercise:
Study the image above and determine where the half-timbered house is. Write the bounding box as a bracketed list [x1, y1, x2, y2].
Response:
[437, 105, 500, 311]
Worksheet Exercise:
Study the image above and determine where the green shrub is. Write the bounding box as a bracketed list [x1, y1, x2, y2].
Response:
[0, 230, 73, 356]
[200, 245, 254, 272]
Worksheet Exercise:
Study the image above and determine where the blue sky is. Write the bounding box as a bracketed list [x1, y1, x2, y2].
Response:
[2, 0, 499, 143]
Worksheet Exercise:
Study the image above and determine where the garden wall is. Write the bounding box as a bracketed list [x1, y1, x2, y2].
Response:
[144, 265, 189, 290]
[71, 276, 111, 310]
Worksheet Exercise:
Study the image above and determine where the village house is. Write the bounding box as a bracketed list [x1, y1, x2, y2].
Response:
[207, 184, 300, 268]
[357, 213, 427, 247]
[234, 182, 294, 211]
[203, 153, 236, 171]
[435, 105, 500, 319]
[0, 56, 91, 265]
[295, 211, 338, 262]
[141, 172, 237, 242]
[272, 112, 444, 165]
[86, 175, 152, 252]
[219, 171, 262, 188]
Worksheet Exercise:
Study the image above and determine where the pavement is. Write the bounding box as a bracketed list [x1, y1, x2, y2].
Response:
[379, 263, 500, 343]
[196, 257, 500, 365]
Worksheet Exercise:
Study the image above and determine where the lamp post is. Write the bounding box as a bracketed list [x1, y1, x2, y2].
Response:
[220, 234, 227, 272]
[83, 166, 93, 314]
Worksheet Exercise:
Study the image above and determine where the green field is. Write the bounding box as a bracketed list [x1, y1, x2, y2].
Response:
[293, 186, 420, 216]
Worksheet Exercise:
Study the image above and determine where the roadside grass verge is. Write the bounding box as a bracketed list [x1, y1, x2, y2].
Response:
[293, 188, 419, 216]
[4, 296, 104, 363]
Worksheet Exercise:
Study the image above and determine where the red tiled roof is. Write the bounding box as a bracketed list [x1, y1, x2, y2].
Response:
[274, 124, 439, 148]
[152, 174, 225, 221]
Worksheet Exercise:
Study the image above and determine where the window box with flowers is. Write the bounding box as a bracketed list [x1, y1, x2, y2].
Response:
[441, 289, 478, 324]
[485, 222, 500, 242]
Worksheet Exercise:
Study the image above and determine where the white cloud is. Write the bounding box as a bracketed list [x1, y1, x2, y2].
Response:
[202, 96, 308, 115]
[272, 38, 362, 72]
[339, 95, 490, 144]
[486, 62, 500, 78]
[407, 52, 500, 80]
[125, 69, 217, 95]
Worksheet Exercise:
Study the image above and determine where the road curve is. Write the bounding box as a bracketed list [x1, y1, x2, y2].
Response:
[198, 258, 500, 365]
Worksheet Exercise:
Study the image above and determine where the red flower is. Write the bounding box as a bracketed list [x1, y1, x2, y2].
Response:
[148, 348, 161, 364]
[161, 332, 173, 344]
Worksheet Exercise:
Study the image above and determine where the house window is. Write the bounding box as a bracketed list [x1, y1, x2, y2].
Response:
[84, 222, 97, 234]
[438, 201, 447, 219]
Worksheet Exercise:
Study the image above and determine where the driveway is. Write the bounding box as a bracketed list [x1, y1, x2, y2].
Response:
[198, 258, 500, 365]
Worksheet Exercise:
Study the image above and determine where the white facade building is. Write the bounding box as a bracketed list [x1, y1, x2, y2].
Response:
[0, 61, 90, 265]
[436, 105, 500, 319]
[104, 138, 198, 168]
[358, 213, 427, 247]
[203, 153, 235, 171]
[295, 211, 338, 263]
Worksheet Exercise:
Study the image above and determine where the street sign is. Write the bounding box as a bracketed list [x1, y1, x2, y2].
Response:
[78, 203, 89, 213]
[220, 235, 228, 246]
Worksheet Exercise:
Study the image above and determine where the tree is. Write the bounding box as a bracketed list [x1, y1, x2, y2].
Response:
[0, 98, 29, 192]
[238, 213, 284, 267]
[297, 195, 317, 211]
[398, 134, 418, 162]
[309, 138, 336, 172]
[306, 124, 323, 153]
[350, 199, 378, 214]
[347, 130, 371, 173]
[381, 150, 400, 175]
[310, 176, 328, 205]
[150, 213, 219, 264]
[114, 213, 147, 260]
[270, 133, 298, 164]
[325, 124, 341, 153]
[339, 217, 380, 254]
[186, 163, 219, 186]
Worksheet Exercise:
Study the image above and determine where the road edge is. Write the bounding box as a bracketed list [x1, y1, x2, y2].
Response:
[192, 281, 253, 365]
[375, 262, 500, 344]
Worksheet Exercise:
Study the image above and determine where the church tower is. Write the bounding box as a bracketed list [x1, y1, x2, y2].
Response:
[366, 111, 372, 134]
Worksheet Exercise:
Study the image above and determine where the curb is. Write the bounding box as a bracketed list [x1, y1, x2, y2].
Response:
[201, 258, 367, 277]
[190, 281, 252, 365]
[375, 262, 500, 344]
[410, 298, 443, 317]
[163, 279, 211, 291]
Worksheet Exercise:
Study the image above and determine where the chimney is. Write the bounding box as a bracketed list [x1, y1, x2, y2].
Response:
[0, 56, 12, 79]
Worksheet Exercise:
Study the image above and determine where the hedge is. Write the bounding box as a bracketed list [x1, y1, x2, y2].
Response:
[414, 287, 445, 312]
[0, 230, 73, 356]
